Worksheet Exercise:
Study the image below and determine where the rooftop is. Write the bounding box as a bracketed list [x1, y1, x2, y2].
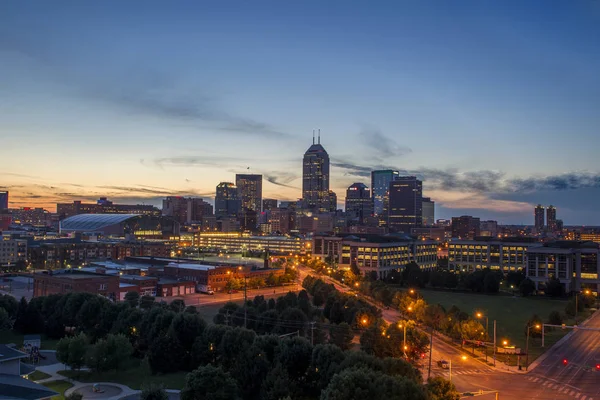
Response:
[167, 263, 216, 271]
[60, 213, 142, 231]
[35, 270, 117, 280]
[119, 274, 157, 281]
[0, 345, 27, 362]
[0, 374, 59, 400]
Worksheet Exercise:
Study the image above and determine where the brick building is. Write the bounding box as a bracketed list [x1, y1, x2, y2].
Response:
[33, 270, 119, 300]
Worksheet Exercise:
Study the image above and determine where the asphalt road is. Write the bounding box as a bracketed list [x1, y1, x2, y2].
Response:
[297, 265, 600, 399]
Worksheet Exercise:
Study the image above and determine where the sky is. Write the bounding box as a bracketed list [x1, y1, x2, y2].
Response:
[1, 0, 600, 225]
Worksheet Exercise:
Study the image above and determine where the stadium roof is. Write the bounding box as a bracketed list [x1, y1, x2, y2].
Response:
[60, 214, 141, 231]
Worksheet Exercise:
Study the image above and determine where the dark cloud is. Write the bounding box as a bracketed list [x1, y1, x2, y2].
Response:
[358, 126, 412, 159]
[264, 172, 299, 189]
[333, 161, 600, 195]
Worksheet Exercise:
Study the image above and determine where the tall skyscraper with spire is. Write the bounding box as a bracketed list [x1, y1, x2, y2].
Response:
[302, 130, 330, 212]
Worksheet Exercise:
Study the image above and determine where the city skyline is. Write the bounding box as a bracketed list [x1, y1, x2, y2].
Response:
[2, 1, 600, 224]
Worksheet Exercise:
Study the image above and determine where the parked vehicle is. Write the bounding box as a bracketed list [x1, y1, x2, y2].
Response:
[437, 360, 449, 369]
[197, 284, 214, 295]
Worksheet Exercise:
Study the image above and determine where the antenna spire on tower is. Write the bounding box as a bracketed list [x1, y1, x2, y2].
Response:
[312, 129, 315, 145]
[318, 129, 321, 144]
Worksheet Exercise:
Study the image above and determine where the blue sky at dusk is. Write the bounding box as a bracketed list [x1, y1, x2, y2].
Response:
[1, 0, 600, 224]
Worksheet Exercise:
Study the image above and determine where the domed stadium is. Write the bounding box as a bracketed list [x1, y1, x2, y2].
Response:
[59, 214, 179, 238]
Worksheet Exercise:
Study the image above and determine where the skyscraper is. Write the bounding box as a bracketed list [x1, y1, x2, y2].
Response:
[422, 197, 435, 226]
[262, 199, 278, 211]
[388, 176, 423, 233]
[371, 170, 399, 226]
[162, 197, 213, 225]
[215, 182, 241, 218]
[0, 191, 8, 210]
[302, 132, 330, 212]
[534, 204, 545, 231]
[328, 190, 337, 212]
[547, 205, 557, 232]
[345, 183, 372, 222]
[235, 174, 262, 213]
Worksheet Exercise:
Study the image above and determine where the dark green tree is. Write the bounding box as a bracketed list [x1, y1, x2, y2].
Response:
[519, 278, 536, 297]
[426, 377, 460, 400]
[168, 312, 207, 352]
[219, 327, 256, 369]
[147, 335, 185, 374]
[307, 344, 346, 393]
[329, 322, 354, 351]
[545, 277, 564, 297]
[181, 365, 240, 400]
[124, 291, 140, 308]
[547, 310, 563, 325]
[0, 308, 11, 330]
[140, 384, 168, 400]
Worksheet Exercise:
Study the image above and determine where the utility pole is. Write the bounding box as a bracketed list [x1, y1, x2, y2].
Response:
[428, 326, 433, 379]
[493, 320, 497, 367]
[244, 276, 248, 329]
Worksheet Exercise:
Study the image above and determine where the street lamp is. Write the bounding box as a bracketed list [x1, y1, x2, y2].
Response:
[476, 312, 489, 337]
[525, 324, 541, 370]
[449, 355, 468, 382]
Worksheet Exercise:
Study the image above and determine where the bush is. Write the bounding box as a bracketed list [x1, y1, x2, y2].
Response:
[547, 311, 563, 325]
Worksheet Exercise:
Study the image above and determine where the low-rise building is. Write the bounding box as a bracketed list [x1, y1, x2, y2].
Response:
[527, 241, 600, 294]
[194, 232, 307, 254]
[448, 238, 541, 273]
[0, 238, 27, 267]
[0, 344, 57, 400]
[33, 270, 120, 300]
[313, 234, 438, 279]
[157, 278, 196, 297]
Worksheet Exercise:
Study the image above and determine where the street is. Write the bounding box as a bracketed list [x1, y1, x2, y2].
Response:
[296, 265, 600, 399]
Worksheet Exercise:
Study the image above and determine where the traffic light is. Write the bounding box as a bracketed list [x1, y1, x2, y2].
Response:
[562, 359, 568, 366]
[596, 364, 600, 371]
[421, 353, 426, 359]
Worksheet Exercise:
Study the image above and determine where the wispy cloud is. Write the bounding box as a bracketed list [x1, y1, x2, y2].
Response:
[358, 125, 412, 160]
[264, 172, 299, 189]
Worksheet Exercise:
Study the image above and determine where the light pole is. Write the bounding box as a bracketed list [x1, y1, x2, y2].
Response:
[525, 323, 541, 370]
[398, 322, 408, 358]
[449, 355, 467, 383]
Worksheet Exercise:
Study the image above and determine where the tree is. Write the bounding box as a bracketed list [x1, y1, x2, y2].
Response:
[483, 273, 500, 293]
[548, 310, 563, 325]
[230, 343, 272, 400]
[67, 333, 88, 371]
[506, 271, 526, 288]
[181, 365, 240, 400]
[308, 344, 346, 392]
[402, 262, 423, 288]
[525, 315, 543, 338]
[545, 277, 564, 297]
[124, 291, 140, 308]
[104, 334, 133, 371]
[148, 335, 185, 374]
[274, 337, 313, 379]
[320, 367, 427, 400]
[169, 299, 186, 313]
[519, 278, 536, 297]
[0, 308, 11, 330]
[140, 295, 155, 310]
[219, 327, 256, 370]
[329, 322, 354, 351]
[168, 312, 207, 352]
[140, 384, 168, 400]
[0, 294, 19, 318]
[426, 377, 460, 400]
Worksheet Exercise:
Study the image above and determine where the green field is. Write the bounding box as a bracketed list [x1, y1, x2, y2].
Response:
[418, 290, 588, 362]
[58, 360, 187, 390]
[28, 369, 52, 381]
[42, 380, 74, 400]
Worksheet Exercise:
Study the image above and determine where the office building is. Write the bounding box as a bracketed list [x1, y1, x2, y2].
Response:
[451, 216, 481, 239]
[371, 170, 399, 226]
[527, 241, 599, 294]
[10, 208, 52, 227]
[0, 238, 27, 267]
[194, 232, 308, 254]
[328, 190, 338, 212]
[422, 197, 435, 226]
[547, 205, 557, 232]
[345, 183, 372, 222]
[534, 205, 545, 231]
[388, 176, 423, 233]
[57, 198, 161, 220]
[480, 220, 498, 237]
[269, 208, 293, 234]
[448, 238, 540, 273]
[302, 133, 330, 212]
[263, 199, 278, 211]
[0, 191, 8, 210]
[162, 197, 213, 225]
[0, 210, 12, 231]
[215, 182, 241, 218]
[313, 234, 438, 279]
[236, 174, 263, 213]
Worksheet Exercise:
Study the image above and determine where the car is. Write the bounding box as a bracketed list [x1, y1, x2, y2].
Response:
[227, 289, 239, 294]
[437, 360, 449, 369]
[206, 290, 214, 295]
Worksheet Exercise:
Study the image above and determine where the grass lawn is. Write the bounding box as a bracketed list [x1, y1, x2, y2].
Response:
[418, 290, 591, 362]
[58, 359, 187, 390]
[28, 369, 52, 381]
[0, 330, 60, 349]
[42, 380, 73, 400]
